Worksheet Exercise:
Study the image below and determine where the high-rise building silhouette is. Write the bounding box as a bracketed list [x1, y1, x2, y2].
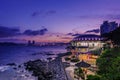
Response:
[32, 40, 35, 45]
[28, 40, 31, 45]
[28, 40, 35, 45]
[100, 21, 118, 35]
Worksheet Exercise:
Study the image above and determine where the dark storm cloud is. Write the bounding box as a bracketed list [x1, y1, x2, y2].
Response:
[0, 26, 20, 37]
[31, 10, 56, 17]
[23, 28, 48, 36]
[85, 29, 100, 33]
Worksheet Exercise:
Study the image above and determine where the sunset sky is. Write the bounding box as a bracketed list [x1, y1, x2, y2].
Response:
[0, 0, 120, 43]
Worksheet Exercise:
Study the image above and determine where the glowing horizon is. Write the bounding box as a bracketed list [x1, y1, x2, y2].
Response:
[0, 0, 120, 43]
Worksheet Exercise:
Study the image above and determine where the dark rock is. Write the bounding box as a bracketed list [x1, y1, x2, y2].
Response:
[6, 63, 16, 66]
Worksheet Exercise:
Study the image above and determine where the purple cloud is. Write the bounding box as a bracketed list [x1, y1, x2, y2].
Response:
[0, 26, 48, 38]
[23, 28, 48, 36]
[0, 26, 20, 37]
[78, 14, 120, 20]
[106, 14, 120, 20]
[46, 10, 56, 15]
[66, 32, 82, 37]
[32, 12, 41, 17]
[31, 10, 56, 17]
[72, 33, 82, 36]
[66, 33, 74, 35]
[61, 37, 72, 39]
[85, 29, 100, 33]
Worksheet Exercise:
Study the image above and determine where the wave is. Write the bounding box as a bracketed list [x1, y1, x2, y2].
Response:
[0, 66, 10, 72]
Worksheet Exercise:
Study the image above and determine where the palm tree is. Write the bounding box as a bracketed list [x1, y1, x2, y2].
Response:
[74, 68, 85, 80]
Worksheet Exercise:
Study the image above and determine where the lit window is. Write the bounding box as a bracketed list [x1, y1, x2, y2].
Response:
[95, 38, 97, 40]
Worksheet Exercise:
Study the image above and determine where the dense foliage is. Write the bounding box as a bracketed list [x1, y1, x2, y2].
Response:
[90, 48, 102, 56]
[70, 58, 80, 62]
[65, 57, 71, 61]
[74, 68, 85, 80]
[96, 48, 120, 80]
[87, 75, 101, 80]
[58, 52, 72, 57]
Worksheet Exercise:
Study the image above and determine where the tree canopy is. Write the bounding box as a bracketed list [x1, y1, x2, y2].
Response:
[96, 48, 120, 80]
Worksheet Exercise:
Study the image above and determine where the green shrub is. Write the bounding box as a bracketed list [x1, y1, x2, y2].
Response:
[74, 68, 84, 80]
[90, 48, 102, 56]
[71, 58, 79, 62]
[65, 57, 71, 61]
[71, 55, 76, 58]
[65, 52, 72, 55]
[87, 75, 101, 80]
[96, 48, 120, 80]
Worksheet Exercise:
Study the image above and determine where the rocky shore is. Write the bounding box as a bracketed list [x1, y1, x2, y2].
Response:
[24, 57, 68, 80]
[48, 57, 68, 80]
[0, 63, 37, 80]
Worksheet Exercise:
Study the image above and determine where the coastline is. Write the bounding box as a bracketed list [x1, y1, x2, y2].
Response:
[0, 45, 68, 80]
[0, 63, 37, 80]
[0, 52, 69, 80]
[24, 53, 69, 80]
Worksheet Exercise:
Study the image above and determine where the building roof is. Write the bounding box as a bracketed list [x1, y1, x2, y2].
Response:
[73, 34, 102, 41]
[76, 46, 88, 48]
[66, 46, 76, 49]
[75, 60, 91, 68]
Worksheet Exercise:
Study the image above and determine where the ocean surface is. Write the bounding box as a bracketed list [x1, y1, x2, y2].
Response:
[0, 45, 66, 80]
[0, 45, 66, 65]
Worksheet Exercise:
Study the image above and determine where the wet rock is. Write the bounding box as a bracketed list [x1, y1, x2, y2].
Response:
[6, 63, 16, 66]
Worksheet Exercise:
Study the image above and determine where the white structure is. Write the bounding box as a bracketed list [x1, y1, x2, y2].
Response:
[70, 34, 104, 52]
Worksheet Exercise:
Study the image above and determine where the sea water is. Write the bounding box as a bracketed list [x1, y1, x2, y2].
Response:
[0, 45, 66, 80]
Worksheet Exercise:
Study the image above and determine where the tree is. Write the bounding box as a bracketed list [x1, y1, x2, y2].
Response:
[96, 48, 120, 80]
[74, 68, 85, 80]
[87, 75, 101, 80]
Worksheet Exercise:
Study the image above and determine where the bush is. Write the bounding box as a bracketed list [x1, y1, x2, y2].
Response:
[74, 68, 84, 80]
[58, 52, 72, 57]
[90, 48, 102, 56]
[71, 58, 79, 62]
[96, 48, 120, 80]
[71, 55, 76, 58]
[65, 52, 72, 55]
[87, 75, 101, 80]
[65, 57, 71, 61]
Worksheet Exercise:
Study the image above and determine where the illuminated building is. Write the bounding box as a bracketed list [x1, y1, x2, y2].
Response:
[70, 34, 104, 53]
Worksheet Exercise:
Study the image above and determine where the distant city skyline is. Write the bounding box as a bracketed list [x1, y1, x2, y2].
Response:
[0, 0, 120, 43]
